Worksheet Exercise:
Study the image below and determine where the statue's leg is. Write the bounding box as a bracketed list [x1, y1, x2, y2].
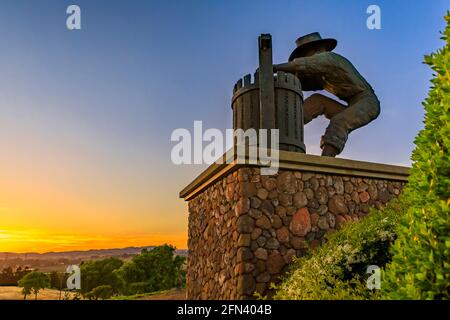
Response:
[321, 92, 380, 156]
[303, 93, 346, 124]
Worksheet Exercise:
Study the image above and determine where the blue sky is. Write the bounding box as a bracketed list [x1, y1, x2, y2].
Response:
[0, 1, 447, 251]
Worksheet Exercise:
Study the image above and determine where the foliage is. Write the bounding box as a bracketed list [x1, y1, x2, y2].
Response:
[85, 285, 114, 300]
[79, 257, 124, 296]
[18, 271, 50, 300]
[128, 282, 149, 294]
[49, 271, 68, 290]
[0, 266, 31, 286]
[274, 199, 407, 300]
[49, 271, 69, 300]
[14, 245, 186, 299]
[117, 244, 186, 295]
[382, 13, 450, 300]
[73, 245, 186, 298]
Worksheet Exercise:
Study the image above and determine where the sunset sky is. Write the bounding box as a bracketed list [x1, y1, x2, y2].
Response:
[0, 0, 447, 253]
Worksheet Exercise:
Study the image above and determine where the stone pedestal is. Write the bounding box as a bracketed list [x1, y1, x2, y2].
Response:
[180, 151, 409, 300]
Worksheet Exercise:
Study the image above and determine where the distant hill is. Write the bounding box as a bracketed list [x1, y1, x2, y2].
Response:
[0, 246, 188, 271]
[0, 246, 188, 260]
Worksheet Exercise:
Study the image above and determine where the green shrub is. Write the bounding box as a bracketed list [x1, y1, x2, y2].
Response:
[382, 13, 450, 300]
[18, 271, 50, 300]
[86, 285, 114, 300]
[128, 282, 149, 294]
[274, 199, 407, 300]
[80, 257, 124, 296]
[117, 244, 186, 294]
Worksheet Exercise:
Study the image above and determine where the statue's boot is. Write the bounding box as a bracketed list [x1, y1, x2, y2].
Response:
[321, 144, 339, 157]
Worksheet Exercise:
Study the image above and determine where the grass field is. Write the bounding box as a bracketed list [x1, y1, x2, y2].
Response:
[0, 286, 186, 300]
[0, 286, 71, 300]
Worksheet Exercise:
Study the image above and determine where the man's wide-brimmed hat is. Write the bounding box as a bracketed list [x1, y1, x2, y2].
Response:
[288, 32, 337, 61]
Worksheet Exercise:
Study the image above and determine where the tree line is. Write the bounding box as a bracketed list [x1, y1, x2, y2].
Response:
[0, 266, 32, 286]
[16, 245, 186, 299]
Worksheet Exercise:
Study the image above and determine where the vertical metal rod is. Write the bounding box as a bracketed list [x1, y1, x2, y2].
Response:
[258, 34, 275, 130]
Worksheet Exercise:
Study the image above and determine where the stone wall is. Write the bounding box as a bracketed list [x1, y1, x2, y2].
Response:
[185, 166, 406, 300]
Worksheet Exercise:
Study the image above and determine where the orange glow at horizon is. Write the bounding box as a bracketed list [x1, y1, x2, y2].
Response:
[0, 228, 188, 253]
[0, 97, 199, 254]
[0, 121, 194, 254]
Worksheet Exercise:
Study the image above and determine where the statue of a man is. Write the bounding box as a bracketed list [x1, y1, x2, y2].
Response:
[274, 32, 380, 157]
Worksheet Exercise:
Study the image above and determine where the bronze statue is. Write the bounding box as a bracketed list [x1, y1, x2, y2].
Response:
[274, 32, 380, 157]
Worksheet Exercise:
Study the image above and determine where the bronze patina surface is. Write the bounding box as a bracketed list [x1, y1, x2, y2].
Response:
[275, 32, 380, 157]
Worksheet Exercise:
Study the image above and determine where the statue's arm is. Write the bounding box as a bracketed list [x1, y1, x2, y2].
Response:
[274, 53, 331, 74]
[273, 60, 298, 73]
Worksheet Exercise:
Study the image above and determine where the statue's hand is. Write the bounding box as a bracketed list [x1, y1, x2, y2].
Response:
[257, 64, 290, 74]
[274, 62, 296, 73]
